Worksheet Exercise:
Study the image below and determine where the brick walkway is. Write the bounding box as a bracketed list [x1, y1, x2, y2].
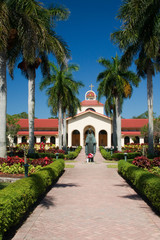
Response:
[12, 148, 160, 240]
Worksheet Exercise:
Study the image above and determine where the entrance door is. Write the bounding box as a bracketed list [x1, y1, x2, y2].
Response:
[72, 130, 80, 146]
[99, 130, 107, 146]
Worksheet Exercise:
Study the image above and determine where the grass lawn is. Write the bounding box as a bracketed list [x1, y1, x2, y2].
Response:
[104, 160, 118, 163]
[0, 182, 11, 190]
[107, 165, 118, 168]
[65, 164, 75, 168]
[65, 160, 77, 163]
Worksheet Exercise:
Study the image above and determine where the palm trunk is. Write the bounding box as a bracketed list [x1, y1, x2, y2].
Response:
[58, 100, 62, 149]
[0, 52, 7, 158]
[113, 109, 117, 150]
[28, 67, 35, 153]
[147, 66, 154, 155]
[115, 96, 121, 151]
[63, 110, 67, 150]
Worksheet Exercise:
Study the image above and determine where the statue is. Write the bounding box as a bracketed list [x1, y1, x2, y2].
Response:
[85, 128, 96, 162]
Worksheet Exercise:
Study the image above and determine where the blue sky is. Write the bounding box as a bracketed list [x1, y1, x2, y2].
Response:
[7, 0, 160, 118]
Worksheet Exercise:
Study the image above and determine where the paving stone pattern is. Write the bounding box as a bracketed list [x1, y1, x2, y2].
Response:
[12, 148, 160, 240]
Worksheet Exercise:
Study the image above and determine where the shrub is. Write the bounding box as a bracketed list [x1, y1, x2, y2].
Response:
[118, 160, 160, 213]
[66, 146, 82, 160]
[112, 152, 141, 160]
[99, 148, 112, 160]
[0, 159, 64, 237]
[132, 156, 152, 169]
[152, 157, 160, 167]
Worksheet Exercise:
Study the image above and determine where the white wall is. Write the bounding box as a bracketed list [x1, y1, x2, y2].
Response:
[67, 112, 112, 147]
[77, 105, 104, 115]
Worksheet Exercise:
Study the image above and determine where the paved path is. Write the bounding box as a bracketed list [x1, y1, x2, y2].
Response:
[12, 148, 160, 240]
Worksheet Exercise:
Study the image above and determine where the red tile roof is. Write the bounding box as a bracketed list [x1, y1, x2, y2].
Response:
[17, 131, 58, 136]
[81, 100, 104, 106]
[67, 109, 111, 120]
[122, 131, 141, 136]
[18, 119, 58, 128]
[86, 91, 95, 98]
[121, 119, 148, 129]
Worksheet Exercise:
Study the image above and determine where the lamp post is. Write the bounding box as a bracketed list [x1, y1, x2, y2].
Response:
[124, 152, 127, 162]
[111, 147, 113, 156]
[56, 153, 59, 160]
[23, 146, 29, 177]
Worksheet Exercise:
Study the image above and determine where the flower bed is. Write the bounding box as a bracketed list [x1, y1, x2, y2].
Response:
[0, 159, 64, 238]
[0, 156, 53, 175]
[118, 160, 160, 214]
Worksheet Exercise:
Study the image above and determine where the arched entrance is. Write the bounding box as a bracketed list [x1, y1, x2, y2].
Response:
[84, 125, 95, 145]
[22, 136, 27, 143]
[134, 136, 140, 144]
[124, 136, 130, 145]
[50, 136, 55, 144]
[72, 130, 80, 146]
[99, 130, 107, 146]
[41, 136, 45, 143]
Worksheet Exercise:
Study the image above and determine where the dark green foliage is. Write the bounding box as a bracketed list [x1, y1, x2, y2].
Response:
[66, 146, 82, 160]
[0, 159, 64, 236]
[118, 160, 160, 213]
[99, 147, 112, 160]
[112, 152, 141, 160]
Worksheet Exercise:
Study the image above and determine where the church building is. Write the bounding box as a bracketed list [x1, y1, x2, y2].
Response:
[17, 86, 148, 147]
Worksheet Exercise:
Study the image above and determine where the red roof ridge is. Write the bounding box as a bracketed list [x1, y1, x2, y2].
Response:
[67, 109, 111, 120]
[81, 100, 104, 106]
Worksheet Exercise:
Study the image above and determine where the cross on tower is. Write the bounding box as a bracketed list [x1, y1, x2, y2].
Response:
[89, 84, 94, 91]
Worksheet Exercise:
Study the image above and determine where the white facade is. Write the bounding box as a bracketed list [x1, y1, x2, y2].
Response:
[67, 89, 112, 147]
[67, 111, 112, 147]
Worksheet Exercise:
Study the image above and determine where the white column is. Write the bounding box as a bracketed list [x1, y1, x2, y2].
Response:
[36, 137, 41, 143]
[46, 137, 50, 143]
[55, 137, 59, 147]
[18, 137, 22, 144]
[121, 137, 125, 147]
[140, 137, 144, 144]
[80, 130, 83, 147]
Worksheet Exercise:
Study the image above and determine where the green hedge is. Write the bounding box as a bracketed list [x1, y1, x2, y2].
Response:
[99, 147, 112, 160]
[99, 147, 141, 161]
[118, 160, 160, 213]
[66, 146, 82, 160]
[112, 152, 141, 160]
[0, 159, 64, 238]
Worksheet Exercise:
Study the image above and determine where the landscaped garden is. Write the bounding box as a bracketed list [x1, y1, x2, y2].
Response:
[0, 145, 82, 239]
[100, 143, 160, 213]
[0, 144, 82, 176]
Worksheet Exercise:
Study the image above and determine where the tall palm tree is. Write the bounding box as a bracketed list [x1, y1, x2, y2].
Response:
[40, 62, 83, 149]
[0, 0, 23, 158]
[97, 55, 140, 151]
[15, 1, 70, 153]
[111, 0, 160, 154]
[62, 82, 82, 149]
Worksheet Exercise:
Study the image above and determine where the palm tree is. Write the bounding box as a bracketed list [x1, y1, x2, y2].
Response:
[97, 55, 140, 151]
[40, 62, 83, 149]
[62, 82, 82, 149]
[15, 1, 70, 153]
[0, 0, 23, 158]
[111, 0, 160, 154]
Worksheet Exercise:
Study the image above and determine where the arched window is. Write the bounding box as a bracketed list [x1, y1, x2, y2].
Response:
[144, 136, 148, 144]
[134, 136, 140, 144]
[50, 136, 55, 144]
[14, 136, 17, 144]
[22, 136, 27, 143]
[124, 136, 130, 145]
[99, 130, 107, 146]
[85, 108, 96, 112]
[41, 136, 45, 143]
